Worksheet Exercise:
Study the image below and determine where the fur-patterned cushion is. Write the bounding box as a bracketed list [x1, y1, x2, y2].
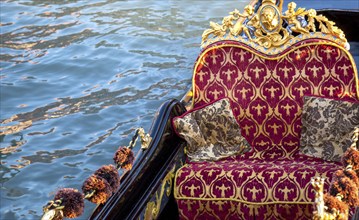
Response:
[172, 98, 251, 161]
[300, 96, 359, 162]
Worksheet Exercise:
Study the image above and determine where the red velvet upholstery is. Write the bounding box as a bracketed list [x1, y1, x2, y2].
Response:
[174, 39, 359, 219]
[192, 39, 358, 157]
[175, 154, 340, 219]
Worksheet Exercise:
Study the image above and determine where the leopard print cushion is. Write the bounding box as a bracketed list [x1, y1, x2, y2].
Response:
[172, 98, 251, 161]
[300, 96, 359, 162]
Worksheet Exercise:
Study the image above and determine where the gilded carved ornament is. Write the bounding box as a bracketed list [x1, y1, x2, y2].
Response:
[144, 166, 176, 220]
[201, 0, 348, 51]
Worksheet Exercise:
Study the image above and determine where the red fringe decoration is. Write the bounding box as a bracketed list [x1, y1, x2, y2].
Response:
[342, 147, 359, 172]
[324, 193, 349, 215]
[330, 176, 359, 207]
[53, 188, 84, 218]
[113, 146, 135, 170]
[82, 174, 112, 204]
[332, 169, 359, 188]
[322, 133, 359, 218]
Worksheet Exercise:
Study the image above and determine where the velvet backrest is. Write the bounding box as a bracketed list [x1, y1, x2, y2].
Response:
[192, 39, 359, 157]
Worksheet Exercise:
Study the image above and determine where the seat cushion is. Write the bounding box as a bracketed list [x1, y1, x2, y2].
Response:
[174, 151, 342, 219]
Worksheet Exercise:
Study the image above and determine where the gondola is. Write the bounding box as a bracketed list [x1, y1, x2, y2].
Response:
[42, 0, 359, 219]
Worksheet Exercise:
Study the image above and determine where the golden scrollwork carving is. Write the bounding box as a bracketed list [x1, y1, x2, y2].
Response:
[137, 127, 152, 150]
[144, 165, 176, 220]
[351, 127, 359, 149]
[201, 0, 347, 50]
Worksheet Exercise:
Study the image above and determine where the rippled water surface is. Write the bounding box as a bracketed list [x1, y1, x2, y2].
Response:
[1, 0, 358, 219]
[0, 0, 252, 219]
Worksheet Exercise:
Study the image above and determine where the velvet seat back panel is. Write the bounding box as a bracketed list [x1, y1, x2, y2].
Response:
[192, 39, 359, 157]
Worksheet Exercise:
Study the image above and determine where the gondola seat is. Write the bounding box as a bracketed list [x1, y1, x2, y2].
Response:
[172, 5, 359, 217]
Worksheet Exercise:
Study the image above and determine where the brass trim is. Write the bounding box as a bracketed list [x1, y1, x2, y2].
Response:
[138, 127, 152, 150]
[180, 89, 194, 111]
[352, 127, 359, 149]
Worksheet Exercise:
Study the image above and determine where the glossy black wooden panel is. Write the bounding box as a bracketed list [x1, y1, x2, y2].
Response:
[90, 99, 186, 220]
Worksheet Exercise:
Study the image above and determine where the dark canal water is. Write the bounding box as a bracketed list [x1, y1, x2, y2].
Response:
[0, 0, 358, 219]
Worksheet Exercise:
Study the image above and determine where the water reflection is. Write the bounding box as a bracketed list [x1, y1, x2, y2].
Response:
[22, 148, 87, 164]
[1, 0, 206, 217]
[1, 77, 188, 136]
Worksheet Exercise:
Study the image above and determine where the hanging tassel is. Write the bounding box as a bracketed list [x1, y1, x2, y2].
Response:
[82, 164, 120, 204]
[113, 146, 135, 170]
[42, 128, 150, 219]
[323, 193, 348, 219]
[113, 128, 140, 170]
[93, 164, 120, 192]
[82, 174, 112, 204]
[42, 188, 84, 220]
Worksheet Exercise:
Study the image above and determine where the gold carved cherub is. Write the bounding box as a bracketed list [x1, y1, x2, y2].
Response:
[202, 15, 234, 43]
[230, 5, 255, 37]
[282, 2, 309, 34]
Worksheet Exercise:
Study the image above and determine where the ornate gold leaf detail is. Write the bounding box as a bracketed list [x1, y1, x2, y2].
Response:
[144, 165, 176, 220]
[201, 0, 347, 50]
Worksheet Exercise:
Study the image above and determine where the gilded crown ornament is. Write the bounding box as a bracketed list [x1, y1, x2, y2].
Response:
[201, 0, 348, 52]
